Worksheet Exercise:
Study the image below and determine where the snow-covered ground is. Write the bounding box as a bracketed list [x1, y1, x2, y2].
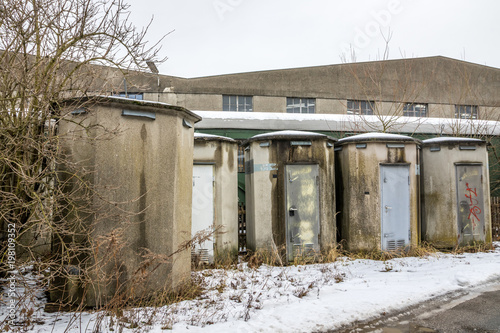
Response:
[2, 243, 500, 333]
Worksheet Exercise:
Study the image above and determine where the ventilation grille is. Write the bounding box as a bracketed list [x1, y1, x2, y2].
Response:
[386, 239, 406, 251]
[293, 243, 316, 258]
[191, 248, 210, 265]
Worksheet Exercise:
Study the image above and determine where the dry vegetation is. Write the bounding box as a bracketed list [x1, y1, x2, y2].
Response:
[0, 0, 174, 330]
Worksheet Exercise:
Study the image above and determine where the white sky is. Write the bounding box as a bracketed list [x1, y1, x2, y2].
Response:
[126, 0, 500, 78]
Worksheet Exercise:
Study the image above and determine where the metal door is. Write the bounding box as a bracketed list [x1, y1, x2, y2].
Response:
[456, 164, 485, 245]
[285, 164, 320, 261]
[192, 164, 214, 263]
[380, 165, 410, 251]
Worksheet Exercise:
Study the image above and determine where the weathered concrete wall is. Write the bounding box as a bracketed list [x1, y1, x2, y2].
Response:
[254, 96, 285, 113]
[316, 99, 346, 114]
[336, 136, 419, 252]
[193, 136, 239, 258]
[244, 141, 274, 251]
[54, 97, 200, 306]
[157, 93, 222, 111]
[378, 101, 403, 116]
[244, 132, 336, 259]
[422, 140, 492, 247]
[103, 57, 500, 119]
[164, 57, 500, 107]
[427, 104, 451, 118]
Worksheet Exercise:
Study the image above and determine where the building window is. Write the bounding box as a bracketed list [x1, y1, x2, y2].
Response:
[403, 103, 428, 117]
[223, 95, 253, 112]
[286, 98, 315, 113]
[455, 105, 478, 119]
[114, 92, 144, 100]
[347, 100, 374, 115]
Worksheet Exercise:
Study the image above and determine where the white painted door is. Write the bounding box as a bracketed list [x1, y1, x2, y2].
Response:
[380, 165, 410, 251]
[192, 164, 214, 263]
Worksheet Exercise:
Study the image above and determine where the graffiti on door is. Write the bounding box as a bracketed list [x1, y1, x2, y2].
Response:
[465, 183, 481, 227]
[456, 164, 485, 245]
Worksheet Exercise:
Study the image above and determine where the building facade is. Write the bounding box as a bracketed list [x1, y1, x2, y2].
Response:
[111, 56, 500, 121]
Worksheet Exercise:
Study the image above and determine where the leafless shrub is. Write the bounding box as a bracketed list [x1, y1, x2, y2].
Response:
[0, 0, 186, 331]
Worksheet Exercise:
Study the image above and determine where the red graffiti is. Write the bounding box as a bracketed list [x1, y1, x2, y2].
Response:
[465, 183, 481, 226]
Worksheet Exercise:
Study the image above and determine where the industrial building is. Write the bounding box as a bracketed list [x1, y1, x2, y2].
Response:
[109, 56, 500, 122]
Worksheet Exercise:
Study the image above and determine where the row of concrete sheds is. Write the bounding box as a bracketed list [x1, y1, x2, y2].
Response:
[241, 131, 491, 257]
[55, 98, 491, 306]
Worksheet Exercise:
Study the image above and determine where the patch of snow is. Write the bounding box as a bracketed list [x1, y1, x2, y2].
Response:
[194, 132, 236, 142]
[1, 243, 500, 332]
[337, 132, 416, 143]
[249, 130, 330, 140]
[423, 137, 484, 144]
[192, 111, 500, 137]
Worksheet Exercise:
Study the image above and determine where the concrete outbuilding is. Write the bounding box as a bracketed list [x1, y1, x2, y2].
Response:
[244, 130, 337, 262]
[421, 137, 492, 247]
[53, 97, 201, 306]
[335, 133, 421, 252]
[192, 133, 239, 263]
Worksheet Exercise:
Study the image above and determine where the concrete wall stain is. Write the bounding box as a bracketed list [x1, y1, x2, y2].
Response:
[227, 145, 234, 171]
[138, 123, 148, 252]
[140, 123, 147, 141]
[387, 147, 405, 163]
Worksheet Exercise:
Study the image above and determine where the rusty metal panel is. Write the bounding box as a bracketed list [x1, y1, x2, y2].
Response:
[456, 164, 485, 245]
[285, 164, 320, 261]
[380, 165, 410, 251]
[192, 164, 214, 263]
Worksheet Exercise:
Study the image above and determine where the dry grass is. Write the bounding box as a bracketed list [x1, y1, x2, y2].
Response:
[239, 240, 497, 267]
[449, 241, 496, 254]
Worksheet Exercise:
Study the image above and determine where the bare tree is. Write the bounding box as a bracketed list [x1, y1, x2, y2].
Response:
[0, 0, 169, 329]
[340, 32, 432, 134]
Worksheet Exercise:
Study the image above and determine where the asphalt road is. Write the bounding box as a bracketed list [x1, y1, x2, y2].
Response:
[332, 280, 500, 333]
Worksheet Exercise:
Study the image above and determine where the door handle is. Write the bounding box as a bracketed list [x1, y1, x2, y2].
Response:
[385, 205, 392, 213]
[289, 207, 297, 216]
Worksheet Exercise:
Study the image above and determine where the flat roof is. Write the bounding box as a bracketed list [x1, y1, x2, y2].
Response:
[193, 111, 500, 136]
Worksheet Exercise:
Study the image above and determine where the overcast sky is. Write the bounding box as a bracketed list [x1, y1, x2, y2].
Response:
[126, 0, 500, 78]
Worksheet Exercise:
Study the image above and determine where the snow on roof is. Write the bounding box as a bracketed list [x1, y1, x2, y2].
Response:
[248, 130, 334, 141]
[62, 96, 202, 121]
[194, 132, 237, 143]
[337, 132, 419, 144]
[97, 95, 174, 106]
[193, 111, 500, 136]
[422, 137, 485, 144]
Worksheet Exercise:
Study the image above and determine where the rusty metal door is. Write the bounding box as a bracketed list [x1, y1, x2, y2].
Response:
[380, 165, 410, 251]
[456, 164, 485, 245]
[192, 164, 214, 263]
[285, 164, 320, 261]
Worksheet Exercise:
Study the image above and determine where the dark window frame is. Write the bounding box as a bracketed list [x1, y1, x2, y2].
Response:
[114, 92, 144, 100]
[347, 100, 374, 115]
[223, 95, 253, 112]
[286, 97, 316, 114]
[455, 105, 478, 119]
[403, 103, 428, 117]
